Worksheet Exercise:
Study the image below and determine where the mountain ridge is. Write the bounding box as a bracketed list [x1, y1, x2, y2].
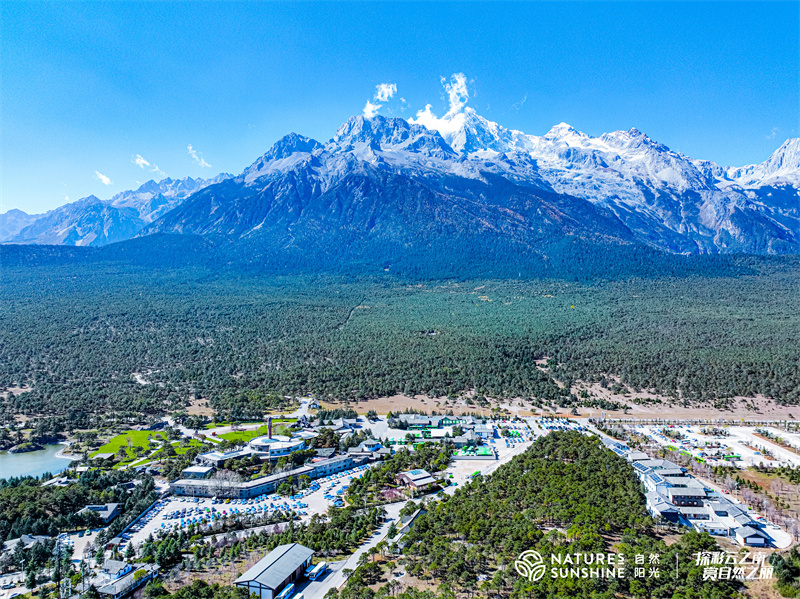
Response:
[4, 112, 798, 257]
[4, 174, 232, 245]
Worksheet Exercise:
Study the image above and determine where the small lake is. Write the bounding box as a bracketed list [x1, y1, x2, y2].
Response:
[0, 444, 76, 480]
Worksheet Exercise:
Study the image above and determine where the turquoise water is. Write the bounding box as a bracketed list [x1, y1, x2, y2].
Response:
[0, 444, 75, 480]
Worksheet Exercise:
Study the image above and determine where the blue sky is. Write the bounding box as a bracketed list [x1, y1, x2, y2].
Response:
[2, 1, 798, 213]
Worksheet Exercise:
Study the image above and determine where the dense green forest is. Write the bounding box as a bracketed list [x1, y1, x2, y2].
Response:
[333, 432, 741, 599]
[0, 470, 157, 544]
[1, 253, 798, 425]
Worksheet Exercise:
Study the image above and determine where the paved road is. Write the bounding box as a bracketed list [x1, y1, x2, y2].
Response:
[297, 501, 407, 598]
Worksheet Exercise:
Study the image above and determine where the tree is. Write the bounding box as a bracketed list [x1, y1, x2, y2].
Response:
[26, 568, 37, 591]
[95, 546, 105, 567]
[82, 585, 101, 599]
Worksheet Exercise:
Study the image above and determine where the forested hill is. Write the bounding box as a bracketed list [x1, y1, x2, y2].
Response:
[0, 232, 776, 281]
[1, 254, 799, 426]
[348, 432, 740, 598]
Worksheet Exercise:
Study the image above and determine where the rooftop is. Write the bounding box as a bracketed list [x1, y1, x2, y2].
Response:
[236, 543, 314, 590]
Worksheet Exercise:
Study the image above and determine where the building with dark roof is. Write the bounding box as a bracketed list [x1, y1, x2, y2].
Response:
[734, 526, 771, 547]
[235, 543, 314, 599]
[170, 454, 370, 498]
[97, 563, 158, 598]
[78, 503, 120, 523]
[397, 469, 437, 491]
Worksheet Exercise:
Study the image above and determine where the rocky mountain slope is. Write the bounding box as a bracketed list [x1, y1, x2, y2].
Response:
[7, 175, 231, 246]
[5, 112, 798, 256]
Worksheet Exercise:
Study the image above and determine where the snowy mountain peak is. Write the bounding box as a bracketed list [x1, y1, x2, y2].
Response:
[544, 122, 585, 139]
[242, 133, 324, 183]
[727, 137, 800, 186]
[327, 115, 458, 168]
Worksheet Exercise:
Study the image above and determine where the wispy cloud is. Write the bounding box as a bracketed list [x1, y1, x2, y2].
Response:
[362, 82, 398, 118]
[94, 171, 113, 186]
[766, 126, 779, 140]
[511, 94, 528, 111]
[374, 83, 397, 103]
[187, 144, 211, 168]
[132, 154, 167, 178]
[442, 73, 469, 118]
[408, 73, 473, 139]
[132, 154, 151, 169]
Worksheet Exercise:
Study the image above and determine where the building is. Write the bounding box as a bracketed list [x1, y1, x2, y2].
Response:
[97, 563, 158, 599]
[181, 465, 214, 479]
[397, 469, 437, 491]
[1, 534, 50, 556]
[628, 449, 773, 547]
[667, 487, 706, 507]
[102, 560, 133, 580]
[77, 503, 120, 524]
[645, 491, 680, 523]
[316, 418, 359, 434]
[249, 436, 308, 460]
[734, 526, 771, 547]
[235, 543, 314, 599]
[197, 447, 256, 468]
[389, 508, 427, 554]
[472, 424, 495, 439]
[170, 454, 370, 498]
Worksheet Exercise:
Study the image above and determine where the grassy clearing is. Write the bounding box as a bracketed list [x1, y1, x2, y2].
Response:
[217, 423, 294, 443]
[91, 430, 167, 458]
[150, 439, 204, 459]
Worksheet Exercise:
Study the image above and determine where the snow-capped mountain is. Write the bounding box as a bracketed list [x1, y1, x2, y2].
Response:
[724, 139, 800, 187]
[6, 112, 799, 257]
[9, 175, 232, 246]
[0, 208, 39, 242]
[425, 108, 799, 254]
[140, 116, 631, 263]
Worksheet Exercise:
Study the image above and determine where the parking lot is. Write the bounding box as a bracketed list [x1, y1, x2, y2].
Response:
[627, 423, 800, 469]
[125, 464, 376, 550]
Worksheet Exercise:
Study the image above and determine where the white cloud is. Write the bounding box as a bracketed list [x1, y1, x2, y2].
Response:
[132, 154, 167, 178]
[132, 154, 151, 169]
[362, 82, 398, 118]
[187, 144, 211, 168]
[511, 94, 528, 111]
[408, 73, 472, 138]
[766, 126, 779, 140]
[64, 195, 70, 202]
[442, 73, 469, 118]
[94, 171, 113, 185]
[374, 83, 397, 103]
[363, 100, 382, 118]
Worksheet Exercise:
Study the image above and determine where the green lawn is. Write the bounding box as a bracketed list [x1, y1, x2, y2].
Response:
[91, 430, 167, 459]
[151, 439, 204, 458]
[218, 423, 295, 442]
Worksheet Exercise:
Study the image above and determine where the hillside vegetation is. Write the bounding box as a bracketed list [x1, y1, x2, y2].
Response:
[1, 252, 799, 425]
[336, 432, 740, 598]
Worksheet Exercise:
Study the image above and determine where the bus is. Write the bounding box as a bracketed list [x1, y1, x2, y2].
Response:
[307, 561, 328, 580]
[275, 583, 295, 599]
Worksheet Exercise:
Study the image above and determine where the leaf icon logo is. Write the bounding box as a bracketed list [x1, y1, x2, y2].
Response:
[514, 550, 546, 581]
